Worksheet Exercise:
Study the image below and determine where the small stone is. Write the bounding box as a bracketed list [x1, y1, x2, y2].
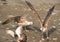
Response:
[11, 25, 16, 27]
[39, 38, 44, 42]
[6, 28, 10, 29]
[0, 21, 2, 23]
[52, 26, 56, 28]
[25, 30, 29, 32]
[15, 22, 17, 24]
[52, 12, 56, 15]
[8, 15, 14, 17]
[40, 28, 42, 31]
[15, 8, 18, 10]
[35, 30, 38, 32]
[39, 40, 42, 42]
[32, 36, 35, 39]
[53, 38, 58, 40]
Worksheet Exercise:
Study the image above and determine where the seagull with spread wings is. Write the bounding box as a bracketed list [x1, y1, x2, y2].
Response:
[25, 1, 55, 41]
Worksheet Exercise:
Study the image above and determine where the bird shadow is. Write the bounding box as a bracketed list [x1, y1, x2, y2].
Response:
[42, 28, 56, 39]
[23, 25, 41, 32]
[24, 25, 56, 42]
[23, 25, 56, 36]
[48, 28, 56, 37]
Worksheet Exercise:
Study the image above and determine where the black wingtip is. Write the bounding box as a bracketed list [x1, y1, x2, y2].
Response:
[52, 5, 55, 9]
[25, 0, 34, 11]
[1, 22, 7, 25]
[1, 22, 8, 25]
[25, 1, 32, 7]
[50, 5, 55, 12]
[25, 0, 29, 3]
[47, 5, 55, 15]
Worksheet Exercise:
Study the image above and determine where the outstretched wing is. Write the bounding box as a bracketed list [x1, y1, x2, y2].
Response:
[2, 16, 21, 25]
[25, 1, 42, 26]
[43, 5, 55, 27]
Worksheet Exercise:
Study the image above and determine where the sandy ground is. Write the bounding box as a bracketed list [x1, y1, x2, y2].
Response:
[0, 0, 60, 42]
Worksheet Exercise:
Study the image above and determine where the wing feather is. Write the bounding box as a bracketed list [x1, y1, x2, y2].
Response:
[43, 5, 55, 27]
[26, 1, 42, 25]
[2, 16, 21, 25]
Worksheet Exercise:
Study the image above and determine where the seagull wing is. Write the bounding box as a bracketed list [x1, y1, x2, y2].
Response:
[43, 5, 55, 27]
[26, 1, 42, 26]
[2, 16, 21, 25]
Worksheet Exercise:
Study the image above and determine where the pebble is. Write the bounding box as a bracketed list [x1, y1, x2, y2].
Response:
[25, 30, 29, 32]
[0, 21, 2, 23]
[8, 15, 14, 17]
[53, 20, 57, 22]
[6, 28, 10, 29]
[52, 26, 56, 28]
[35, 30, 38, 32]
[15, 7, 18, 10]
[11, 25, 16, 27]
[53, 38, 58, 40]
[52, 12, 56, 15]
[32, 36, 35, 39]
